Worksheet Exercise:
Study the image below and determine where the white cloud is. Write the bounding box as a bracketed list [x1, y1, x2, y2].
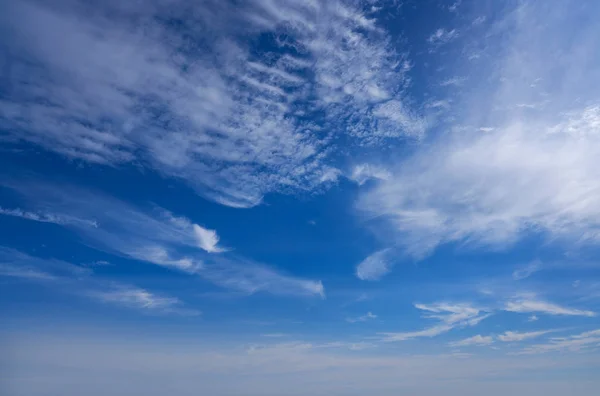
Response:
[89, 285, 197, 315]
[428, 28, 459, 46]
[193, 225, 227, 253]
[0, 247, 90, 281]
[512, 260, 542, 280]
[439, 76, 467, 87]
[0, 206, 97, 228]
[355, 1, 600, 265]
[0, 0, 423, 208]
[498, 330, 555, 342]
[504, 296, 595, 317]
[449, 335, 493, 347]
[0, 247, 196, 315]
[355, 248, 394, 281]
[517, 329, 600, 355]
[448, 1, 462, 13]
[528, 315, 539, 322]
[349, 164, 392, 186]
[379, 302, 491, 342]
[346, 312, 377, 323]
[4, 182, 324, 298]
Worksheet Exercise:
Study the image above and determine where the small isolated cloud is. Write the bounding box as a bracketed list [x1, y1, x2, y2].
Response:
[498, 330, 555, 342]
[505, 296, 595, 317]
[346, 312, 377, 323]
[448, 1, 462, 13]
[528, 315, 539, 322]
[512, 259, 542, 280]
[193, 224, 227, 253]
[349, 164, 392, 186]
[355, 248, 394, 281]
[439, 76, 467, 87]
[472, 16, 486, 26]
[449, 334, 493, 347]
[428, 28, 459, 46]
[380, 302, 491, 342]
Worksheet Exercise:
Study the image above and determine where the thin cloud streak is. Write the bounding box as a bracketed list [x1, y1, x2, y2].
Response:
[3, 181, 325, 298]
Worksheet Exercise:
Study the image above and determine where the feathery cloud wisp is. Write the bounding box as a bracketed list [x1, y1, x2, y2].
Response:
[0, 0, 424, 208]
[380, 302, 491, 342]
[193, 225, 227, 253]
[355, 248, 395, 281]
[504, 297, 596, 317]
[498, 330, 556, 342]
[4, 182, 325, 298]
[449, 335, 493, 347]
[346, 312, 377, 323]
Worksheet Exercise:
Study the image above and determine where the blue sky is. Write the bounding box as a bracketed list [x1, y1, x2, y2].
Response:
[1, 0, 600, 395]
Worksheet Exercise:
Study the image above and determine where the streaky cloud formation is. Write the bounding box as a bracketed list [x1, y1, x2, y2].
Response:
[498, 330, 557, 343]
[356, 2, 600, 263]
[0, 0, 423, 208]
[0, 206, 98, 228]
[346, 312, 377, 323]
[0, 247, 196, 315]
[380, 302, 491, 342]
[505, 296, 596, 317]
[1, 0, 600, 394]
[3, 181, 325, 298]
[517, 329, 600, 355]
[449, 334, 493, 347]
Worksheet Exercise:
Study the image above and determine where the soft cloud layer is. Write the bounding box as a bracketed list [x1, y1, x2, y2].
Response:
[356, 1, 600, 264]
[5, 330, 599, 396]
[0, 0, 423, 208]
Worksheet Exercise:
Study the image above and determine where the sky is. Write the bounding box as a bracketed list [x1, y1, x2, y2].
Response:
[1, 0, 600, 395]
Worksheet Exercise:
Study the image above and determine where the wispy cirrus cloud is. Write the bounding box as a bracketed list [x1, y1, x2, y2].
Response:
[517, 329, 600, 355]
[4, 181, 324, 298]
[355, 248, 396, 281]
[498, 330, 557, 342]
[88, 285, 198, 316]
[0, 247, 195, 315]
[449, 334, 493, 347]
[504, 296, 596, 317]
[0, 206, 97, 228]
[0, 0, 424, 208]
[512, 260, 542, 280]
[355, 1, 600, 267]
[349, 164, 391, 186]
[346, 312, 377, 323]
[379, 302, 491, 342]
[428, 28, 459, 47]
